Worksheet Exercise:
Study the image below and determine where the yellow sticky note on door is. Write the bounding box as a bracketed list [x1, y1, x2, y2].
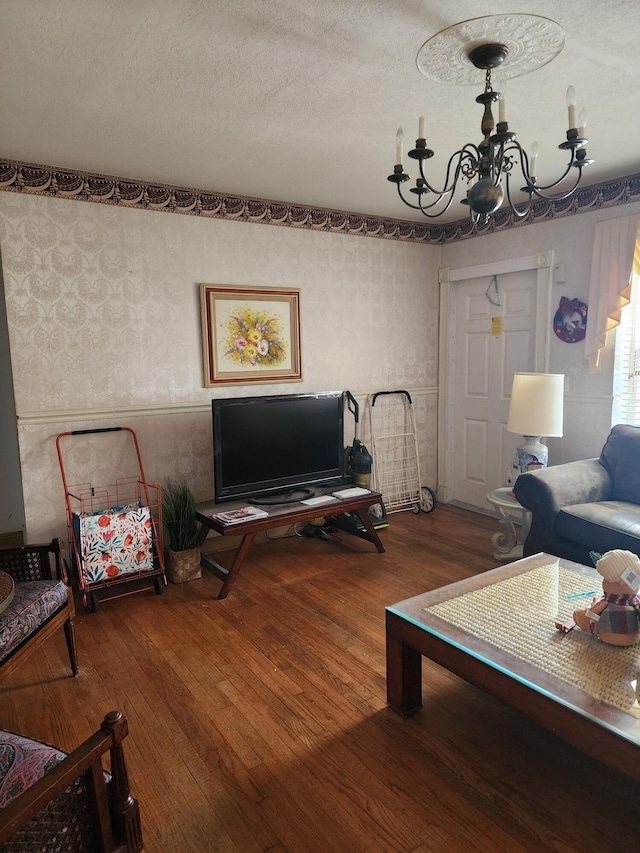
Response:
[491, 316, 503, 336]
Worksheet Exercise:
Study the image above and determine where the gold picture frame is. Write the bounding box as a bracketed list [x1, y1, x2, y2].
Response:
[200, 284, 302, 386]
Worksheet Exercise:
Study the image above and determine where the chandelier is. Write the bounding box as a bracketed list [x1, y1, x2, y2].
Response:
[388, 16, 593, 223]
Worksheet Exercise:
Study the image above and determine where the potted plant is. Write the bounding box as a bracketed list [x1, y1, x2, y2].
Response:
[162, 480, 201, 583]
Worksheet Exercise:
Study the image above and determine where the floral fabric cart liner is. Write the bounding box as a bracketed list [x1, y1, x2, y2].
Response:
[74, 504, 154, 584]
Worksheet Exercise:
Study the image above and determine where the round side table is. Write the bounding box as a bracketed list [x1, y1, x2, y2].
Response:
[486, 487, 532, 561]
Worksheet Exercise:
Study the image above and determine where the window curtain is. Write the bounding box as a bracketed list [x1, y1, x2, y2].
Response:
[612, 271, 640, 425]
[584, 214, 640, 373]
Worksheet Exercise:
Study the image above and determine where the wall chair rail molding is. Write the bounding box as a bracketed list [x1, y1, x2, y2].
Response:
[16, 402, 211, 426]
[1, 159, 639, 245]
[15, 387, 439, 427]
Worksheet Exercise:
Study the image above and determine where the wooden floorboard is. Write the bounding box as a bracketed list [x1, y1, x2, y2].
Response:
[2, 505, 639, 851]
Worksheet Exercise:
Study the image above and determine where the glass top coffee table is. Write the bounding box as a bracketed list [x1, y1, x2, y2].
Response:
[386, 553, 640, 779]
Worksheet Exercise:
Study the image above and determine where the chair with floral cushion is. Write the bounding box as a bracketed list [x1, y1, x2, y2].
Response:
[0, 710, 142, 852]
[0, 538, 78, 681]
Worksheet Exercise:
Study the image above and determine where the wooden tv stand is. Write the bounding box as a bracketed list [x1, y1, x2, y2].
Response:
[195, 487, 385, 599]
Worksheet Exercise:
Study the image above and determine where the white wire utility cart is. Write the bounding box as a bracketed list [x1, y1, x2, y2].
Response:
[367, 390, 437, 514]
[56, 427, 167, 611]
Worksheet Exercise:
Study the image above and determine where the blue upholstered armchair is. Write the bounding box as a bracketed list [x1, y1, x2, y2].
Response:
[514, 425, 640, 564]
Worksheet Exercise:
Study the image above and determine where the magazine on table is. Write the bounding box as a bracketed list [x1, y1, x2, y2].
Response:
[212, 506, 269, 524]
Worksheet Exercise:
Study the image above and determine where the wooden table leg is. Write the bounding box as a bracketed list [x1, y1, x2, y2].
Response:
[353, 508, 385, 552]
[195, 521, 210, 548]
[199, 532, 258, 599]
[386, 614, 423, 716]
[216, 532, 256, 599]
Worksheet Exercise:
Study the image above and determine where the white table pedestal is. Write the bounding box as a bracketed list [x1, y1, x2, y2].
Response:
[486, 487, 532, 561]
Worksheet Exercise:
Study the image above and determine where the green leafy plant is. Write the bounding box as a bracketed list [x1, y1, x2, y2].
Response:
[162, 480, 199, 552]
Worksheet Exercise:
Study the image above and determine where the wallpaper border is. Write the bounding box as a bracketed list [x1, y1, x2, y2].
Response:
[1, 159, 639, 244]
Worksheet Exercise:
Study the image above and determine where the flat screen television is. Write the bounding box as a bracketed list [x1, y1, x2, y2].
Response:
[212, 391, 347, 504]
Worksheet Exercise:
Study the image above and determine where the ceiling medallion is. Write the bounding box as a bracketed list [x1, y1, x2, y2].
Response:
[416, 14, 565, 85]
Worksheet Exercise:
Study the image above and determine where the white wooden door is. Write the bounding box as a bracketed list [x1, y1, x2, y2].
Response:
[438, 253, 553, 510]
[450, 269, 540, 509]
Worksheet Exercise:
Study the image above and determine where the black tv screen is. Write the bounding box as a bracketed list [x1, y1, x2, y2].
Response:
[212, 392, 346, 503]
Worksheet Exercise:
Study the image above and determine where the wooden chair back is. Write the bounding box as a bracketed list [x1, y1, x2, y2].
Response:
[0, 711, 142, 852]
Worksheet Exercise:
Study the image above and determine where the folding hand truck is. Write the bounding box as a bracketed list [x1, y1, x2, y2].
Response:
[367, 390, 437, 514]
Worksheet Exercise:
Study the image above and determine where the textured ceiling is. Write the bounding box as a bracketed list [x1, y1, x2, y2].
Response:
[2, 0, 639, 222]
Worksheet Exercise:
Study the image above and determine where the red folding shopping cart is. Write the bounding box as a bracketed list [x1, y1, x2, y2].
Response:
[56, 427, 166, 611]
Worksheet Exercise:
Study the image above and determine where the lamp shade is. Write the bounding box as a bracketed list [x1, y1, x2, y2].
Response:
[506, 373, 564, 437]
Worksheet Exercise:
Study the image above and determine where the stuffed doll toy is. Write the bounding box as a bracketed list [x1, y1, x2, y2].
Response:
[573, 549, 640, 646]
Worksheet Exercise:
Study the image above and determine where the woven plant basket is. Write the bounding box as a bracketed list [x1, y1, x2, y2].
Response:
[166, 547, 201, 584]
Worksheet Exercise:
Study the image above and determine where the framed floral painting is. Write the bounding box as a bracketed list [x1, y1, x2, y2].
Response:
[200, 284, 302, 386]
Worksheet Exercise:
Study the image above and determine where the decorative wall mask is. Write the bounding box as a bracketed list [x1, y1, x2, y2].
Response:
[553, 297, 587, 343]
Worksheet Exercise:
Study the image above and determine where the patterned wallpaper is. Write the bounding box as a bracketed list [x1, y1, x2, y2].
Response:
[0, 192, 440, 541]
[2, 158, 639, 541]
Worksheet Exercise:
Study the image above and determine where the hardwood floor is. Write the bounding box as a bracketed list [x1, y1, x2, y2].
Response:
[2, 506, 638, 851]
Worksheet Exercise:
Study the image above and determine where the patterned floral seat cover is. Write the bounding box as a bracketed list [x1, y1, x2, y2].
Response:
[0, 730, 66, 809]
[0, 580, 67, 663]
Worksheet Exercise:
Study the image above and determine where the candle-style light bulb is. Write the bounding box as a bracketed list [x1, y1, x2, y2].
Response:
[530, 140, 539, 181]
[578, 108, 587, 137]
[498, 77, 507, 124]
[566, 86, 577, 129]
[396, 127, 404, 166]
[418, 115, 425, 140]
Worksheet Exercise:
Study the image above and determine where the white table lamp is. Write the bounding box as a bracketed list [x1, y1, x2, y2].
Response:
[507, 373, 564, 474]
